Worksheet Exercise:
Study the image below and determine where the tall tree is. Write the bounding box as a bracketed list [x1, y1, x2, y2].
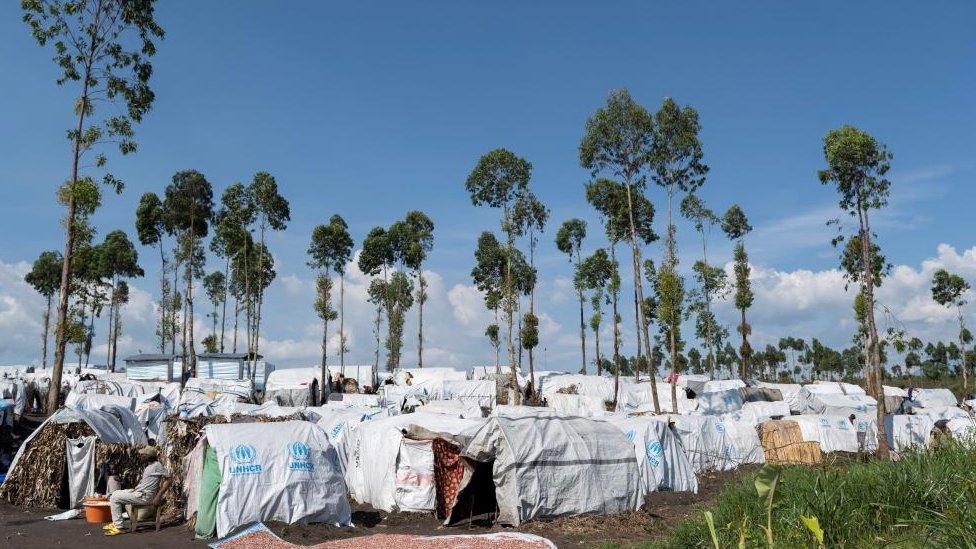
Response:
[512, 191, 549, 389]
[465, 149, 532, 404]
[25, 250, 63, 369]
[365, 272, 414, 371]
[212, 183, 255, 353]
[578, 249, 614, 376]
[247, 172, 289, 376]
[472, 232, 506, 372]
[818, 124, 893, 458]
[308, 215, 354, 386]
[163, 170, 213, 386]
[203, 271, 226, 343]
[722, 204, 753, 381]
[556, 219, 588, 374]
[135, 191, 173, 352]
[359, 227, 398, 371]
[580, 90, 662, 412]
[931, 269, 972, 391]
[394, 211, 435, 368]
[98, 230, 143, 371]
[23, 0, 165, 413]
[682, 194, 727, 380]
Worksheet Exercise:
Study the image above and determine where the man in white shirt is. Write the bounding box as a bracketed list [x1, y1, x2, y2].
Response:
[104, 446, 170, 536]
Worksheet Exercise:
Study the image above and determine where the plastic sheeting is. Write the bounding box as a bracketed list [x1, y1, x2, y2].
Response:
[757, 382, 802, 412]
[911, 406, 970, 421]
[461, 415, 638, 526]
[696, 389, 744, 415]
[442, 379, 495, 409]
[264, 368, 320, 407]
[794, 387, 876, 417]
[791, 415, 859, 453]
[415, 399, 484, 419]
[863, 415, 936, 452]
[0, 379, 26, 416]
[204, 421, 351, 537]
[599, 415, 698, 498]
[730, 401, 792, 425]
[66, 436, 96, 508]
[667, 415, 762, 472]
[907, 388, 958, 409]
[342, 413, 484, 513]
[544, 393, 609, 417]
[617, 380, 698, 415]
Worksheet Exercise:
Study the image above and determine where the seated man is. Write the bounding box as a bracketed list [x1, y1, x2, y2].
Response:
[104, 446, 170, 536]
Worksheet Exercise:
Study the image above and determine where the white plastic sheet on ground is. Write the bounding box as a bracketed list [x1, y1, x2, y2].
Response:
[599, 415, 698, 498]
[205, 420, 351, 537]
[462, 415, 638, 526]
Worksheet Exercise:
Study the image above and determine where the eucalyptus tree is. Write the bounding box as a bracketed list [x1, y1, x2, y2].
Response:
[585, 178, 657, 384]
[682, 194, 726, 379]
[98, 230, 143, 371]
[365, 272, 414, 371]
[818, 124, 894, 458]
[247, 172, 290, 374]
[211, 183, 255, 352]
[465, 149, 532, 402]
[722, 204, 753, 381]
[203, 271, 226, 343]
[135, 192, 173, 352]
[472, 232, 506, 371]
[579, 90, 662, 412]
[556, 219, 588, 373]
[656, 230, 685, 412]
[22, 0, 165, 413]
[840, 235, 888, 388]
[393, 211, 434, 368]
[25, 250, 63, 369]
[308, 215, 353, 383]
[229, 235, 275, 359]
[511, 191, 548, 387]
[577, 249, 614, 376]
[932, 269, 972, 391]
[359, 227, 396, 370]
[308, 214, 354, 376]
[163, 170, 213, 385]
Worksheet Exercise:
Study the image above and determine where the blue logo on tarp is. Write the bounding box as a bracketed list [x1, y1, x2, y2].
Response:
[715, 422, 725, 434]
[330, 421, 346, 440]
[625, 430, 637, 442]
[288, 441, 314, 471]
[645, 441, 663, 468]
[819, 418, 830, 428]
[229, 444, 262, 475]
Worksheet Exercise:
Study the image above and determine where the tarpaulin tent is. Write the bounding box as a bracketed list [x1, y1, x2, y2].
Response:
[598, 415, 698, 498]
[395, 368, 468, 400]
[457, 415, 638, 526]
[911, 406, 969, 421]
[442, 379, 496, 410]
[195, 421, 350, 538]
[905, 388, 958, 410]
[341, 413, 484, 513]
[695, 389, 744, 415]
[729, 400, 791, 425]
[863, 414, 936, 452]
[617, 380, 698, 415]
[0, 379, 26, 416]
[684, 378, 745, 396]
[544, 392, 609, 417]
[793, 386, 876, 417]
[666, 415, 763, 472]
[415, 399, 484, 419]
[757, 382, 802, 412]
[263, 368, 320, 407]
[790, 415, 859, 453]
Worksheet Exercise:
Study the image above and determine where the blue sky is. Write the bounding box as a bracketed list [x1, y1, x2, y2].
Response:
[0, 2, 974, 370]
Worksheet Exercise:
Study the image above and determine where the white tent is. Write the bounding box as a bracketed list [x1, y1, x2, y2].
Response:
[415, 399, 484, 419]
[443, 379, 496, 410]
[202, 421, 351, 537]
[910, 405, 969, 421]
[729, 400, 792, 425]
[757, 382, 803, 412]
[617, 380, 698, 415]
[395, 368, 468, 399]
[863, 414, 936, 452]
[906, 388, 958, 409]
[598, 415, 698, 498]
[544, 392, 609, 417]
[461, 415, 639, 525]
[341, 413, 484, 512]
[794, 386, 876, 417]
[790, 415, 860, 453]
[264, 367, 320, 407]
[667, 414, 762, 471]
[696, 388, 744, 415]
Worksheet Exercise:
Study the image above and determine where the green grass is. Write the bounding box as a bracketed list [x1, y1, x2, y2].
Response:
[655, 443, 976, 548]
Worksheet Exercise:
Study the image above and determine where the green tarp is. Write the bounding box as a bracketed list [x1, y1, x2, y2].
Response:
[195, 446, 220, 539]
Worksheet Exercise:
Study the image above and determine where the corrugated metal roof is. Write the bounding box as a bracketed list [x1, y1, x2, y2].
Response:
[123, 354, 178, 363]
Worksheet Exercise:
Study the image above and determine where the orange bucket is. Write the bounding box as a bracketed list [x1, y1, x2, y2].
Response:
[83, 501, 112, 523]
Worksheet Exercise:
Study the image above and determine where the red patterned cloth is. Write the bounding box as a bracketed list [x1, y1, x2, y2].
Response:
[432, 438, 464, 520]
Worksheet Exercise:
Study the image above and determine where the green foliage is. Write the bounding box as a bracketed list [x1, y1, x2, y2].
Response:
[392, 211, 435, 272]
[25, 250, 63, 298]
[201, 334, 218, 353]
[521, 312, 539, 350]
[308, 214, 354, 275]
[135, 192, 166, 248]
[163, 170, 214, 239]
[555, 218, 587, 258]
[585, 178, 657, 245]
[471, 232, 506, 310]
[99, 230, 144, 280]
[818, 125, 892, 214]
[649, 98, 709, 196]
[931, 268, 969, 308]
[721, 204, 752, 241]
[579, 89, 654, 184]
[367, 271, 414, 370]
[465, 148, 532, 209]
[840, 235, 888, 288]
[660, 443, 976, 548]
[249, 171, 290, 232]
[203, 271, 226, 309]
[732, 242, 753, 311]
[313, 273, 338, 323]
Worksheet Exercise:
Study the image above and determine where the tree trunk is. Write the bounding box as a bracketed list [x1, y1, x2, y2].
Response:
[41, 294, 52, 369]
[503, 206, 520, 404]
[528, 233, 536, 391]
[958, 309, 969, 392]
[857, 202, 890, 459]
[171, 254, 180, 356]
[111, 301, 121, 372]
[374, 305, 382, 373]
[220, 256, 229, 352]
[633, 286, 642, 382]
[594, 321, 601, 375]
[611, 244, 621, 404]
[578, 288, 586, 375]
[622, 178, 660, 413]
[670, 326, 678, 414]
[739, 307, 748, 381]
[253, 221, 267, 379]
[494, 307, 500, 373]
[232, 296, 239, 353]
[418, 270, 424, 368]
[321, 310, 329, 403]
[187, 230, 198, 380]
[339, 274, 346, 375]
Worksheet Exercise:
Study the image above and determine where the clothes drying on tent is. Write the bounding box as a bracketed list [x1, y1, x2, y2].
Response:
[456, 415, 639, 526]
[193, 421, 351, 538]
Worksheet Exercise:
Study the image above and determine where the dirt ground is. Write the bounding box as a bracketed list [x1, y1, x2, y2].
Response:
[0, 467, 746, 548]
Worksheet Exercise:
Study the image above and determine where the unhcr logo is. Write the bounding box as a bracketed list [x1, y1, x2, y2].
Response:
[288, 441, 314, 471]
[229, 444, 263, 475]
[645, 441, 663, 468]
